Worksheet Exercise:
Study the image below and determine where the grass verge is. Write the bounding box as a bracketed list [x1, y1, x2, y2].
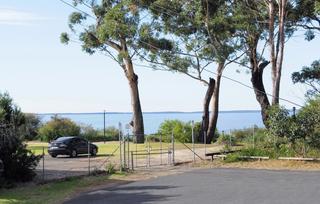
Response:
[0, 174, 125, 204]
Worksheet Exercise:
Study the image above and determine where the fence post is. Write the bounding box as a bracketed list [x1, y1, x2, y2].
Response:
[123, 134, 126, 169]
[135, 135, 138, 168]
[252, 125, 255, 149]
[88, 141, 91, 175]
[147, 136, 151, 168]
[131, 151, 134, 171]
[171, 130, 175, 165]
[168, 135, 171, 165]
[191, 120, 195, 163]
[160, 134, 163, 165]
[42, 146, 45, 182]
[119, 122, 122, 173]
[127, 134, 130, 169]
[204, 131, 207, 155]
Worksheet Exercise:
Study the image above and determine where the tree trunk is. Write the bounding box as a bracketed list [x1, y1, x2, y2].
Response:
[251, 62, 271, 126]
[128, 72, 145, 143]
[199, 78, 215, 143]
[268, 1, 278, 105]
[249, 35, 271, 126]
[206, 63, 224, 144]
[120, 38, 144, 143]
[272, 0, 286, 105]
[123, 60, 144, 143]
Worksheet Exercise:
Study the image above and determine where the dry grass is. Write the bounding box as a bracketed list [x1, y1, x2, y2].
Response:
[191, 159, 320, 171]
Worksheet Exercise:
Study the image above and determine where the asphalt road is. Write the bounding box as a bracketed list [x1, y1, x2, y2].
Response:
[64, 168, 320, 204]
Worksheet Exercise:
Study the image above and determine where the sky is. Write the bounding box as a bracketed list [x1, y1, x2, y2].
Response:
[0, 0, 319, 113]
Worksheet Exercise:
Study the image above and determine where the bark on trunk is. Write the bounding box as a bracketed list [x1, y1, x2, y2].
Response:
[206, 63, 224, 144]
[120, 37, 145, 143]
[128, 73, 145, 143]
[249, 35, 271, 126]
[199, 78, 215, 143]
[251, 63, 270, 125]
[272, 0, 286, 105]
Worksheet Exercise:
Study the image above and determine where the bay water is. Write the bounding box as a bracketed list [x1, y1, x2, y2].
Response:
[38, 111, 264, 134]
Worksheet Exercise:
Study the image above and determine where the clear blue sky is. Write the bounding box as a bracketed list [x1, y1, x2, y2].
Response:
[0, 0, 319, 113]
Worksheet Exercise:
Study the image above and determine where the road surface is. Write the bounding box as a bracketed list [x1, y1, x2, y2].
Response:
[64, 168, 320, 204]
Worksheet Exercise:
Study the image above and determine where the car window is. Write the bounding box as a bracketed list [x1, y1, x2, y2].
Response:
[70, 138, 80, 145]
[80, 139, 88, 145]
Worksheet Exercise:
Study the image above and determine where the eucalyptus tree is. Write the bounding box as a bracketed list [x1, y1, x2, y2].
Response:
[60, 0, 147, 142]
[233, 0, 320, 125]
[135, 0, 244, 143]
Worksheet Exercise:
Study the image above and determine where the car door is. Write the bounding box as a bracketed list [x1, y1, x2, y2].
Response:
[78, 138, 89, 154]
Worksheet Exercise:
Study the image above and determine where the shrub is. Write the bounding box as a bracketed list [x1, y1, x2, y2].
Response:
[22, 113, 42, 141]
[217, 134, 236, 146]
[231, 126, 266, 143]
[105, 163, 116, 174]
[157, 120, 199, 143]
[0, 92, 40, 184]
[224, 153, 241, 163]
[39, 115, 81, 142]
[80, 125, 119, 142]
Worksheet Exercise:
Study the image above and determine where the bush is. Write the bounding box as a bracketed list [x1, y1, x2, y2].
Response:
[80, 125, 119, 142]
[2, 143, 40, 182]
[105, 163, 116, 174]
[231, 126, 266, 143]
[0, 92, 40, 184]
[22, 113, 42, 141]
[39, 115, 81, 142]
[217, 134, 236, 146]
[157, 120, 200, 143]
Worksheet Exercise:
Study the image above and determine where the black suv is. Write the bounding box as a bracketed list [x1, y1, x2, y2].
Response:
[48, 136, 98, 158]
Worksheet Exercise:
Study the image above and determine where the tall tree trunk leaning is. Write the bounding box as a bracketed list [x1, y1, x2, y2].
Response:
[127, 72, 145, 143]
[199, 78, 215, 143]
[206, 62, 224, 144]
[122, 39, 144, 143]
[249, 35, 271, 126]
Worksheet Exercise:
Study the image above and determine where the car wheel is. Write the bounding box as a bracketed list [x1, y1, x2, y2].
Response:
[70, 149, 77, 158]
[91, 148, 97, 156]
[51, 154, 57, 158]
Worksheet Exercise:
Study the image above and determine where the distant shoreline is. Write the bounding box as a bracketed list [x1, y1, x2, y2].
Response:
[35, 110, 261, 115]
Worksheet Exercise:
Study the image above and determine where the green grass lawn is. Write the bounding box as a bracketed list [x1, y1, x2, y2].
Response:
[0, 174, 125, 204]
[26, 141, 217, 156]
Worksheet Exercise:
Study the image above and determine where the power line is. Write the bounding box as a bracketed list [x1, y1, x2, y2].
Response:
[58, 0, 304, 108]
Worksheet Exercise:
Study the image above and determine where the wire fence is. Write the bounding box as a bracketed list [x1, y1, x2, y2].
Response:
[34, 126, 223, 182]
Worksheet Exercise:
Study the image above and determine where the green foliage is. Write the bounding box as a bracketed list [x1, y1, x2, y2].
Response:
[157, 120, 200, 143]
[39, 115, 81, 142]
[266, 106, 292, 139]
[60, 32, 70, 44]
[230, 126, 266, 144]
[224, 153, 241, 163]
[105, 163, 116, 174]
[22, 113, 42, 141]
[217, 134, 236, 146]
[292, 59, 320, 97]
[80, 125, 119, 142]
[265, 98, 320, 155]
[0, 92, 40, 183]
